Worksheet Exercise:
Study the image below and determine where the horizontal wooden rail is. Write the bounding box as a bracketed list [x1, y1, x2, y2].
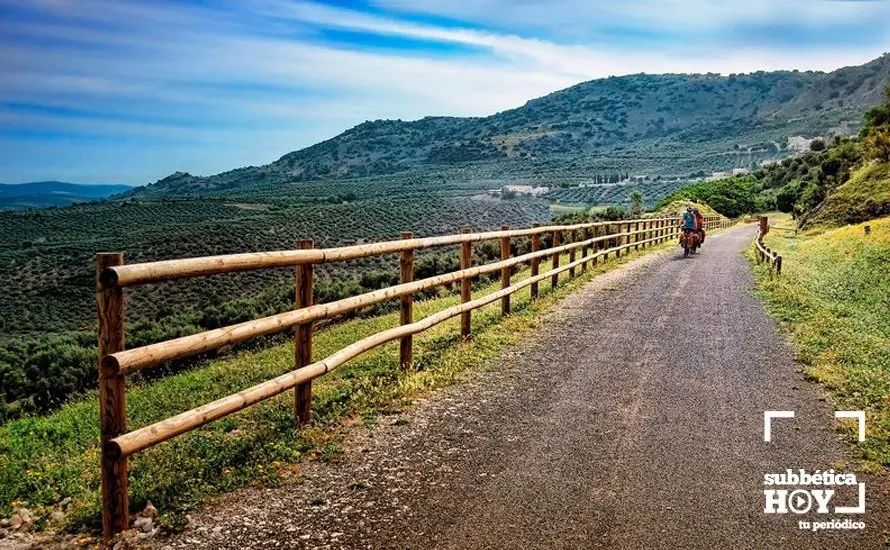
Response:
[753, 216, 782, 277]
[101, 217, 679, 288]
[95, 213, 708, 539]
[103, 224, 672, 375]
[107, 230, 676, 458]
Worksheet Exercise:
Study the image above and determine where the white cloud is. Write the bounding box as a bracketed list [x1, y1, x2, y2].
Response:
[372, 0, 890, 36]
[1, 0, 889, 183]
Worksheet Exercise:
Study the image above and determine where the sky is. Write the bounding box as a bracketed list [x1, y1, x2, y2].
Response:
[1, 0, 889, 185]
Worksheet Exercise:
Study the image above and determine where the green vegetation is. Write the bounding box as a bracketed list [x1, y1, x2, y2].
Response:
[750, 216, 890, 470]
[655, 176, 765, 217]
[654, 200, 721, 218]
[0, 181, 548, 418]
[659, 85, 890, 222]
[630, 190, 644, 216]
[0, 238, 675, 532]
[806, 162, 890, 227]
[544, 179, 688, 210]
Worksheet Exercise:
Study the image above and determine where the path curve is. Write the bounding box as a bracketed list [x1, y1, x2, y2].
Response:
[157, 226, 889, 550]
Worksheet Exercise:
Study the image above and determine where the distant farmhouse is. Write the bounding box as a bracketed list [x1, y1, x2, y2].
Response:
[501, 184, 549, 197]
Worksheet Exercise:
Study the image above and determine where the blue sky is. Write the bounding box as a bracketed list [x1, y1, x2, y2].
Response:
[1, 0, 889, 185]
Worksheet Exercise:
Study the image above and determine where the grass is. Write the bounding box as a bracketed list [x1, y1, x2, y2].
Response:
[548, 202, 588, 216]
[654, 199, 721, 218]
[807, 161, 890, 228]
[0, 234, 684, 534]
[748, 213, 890, 471]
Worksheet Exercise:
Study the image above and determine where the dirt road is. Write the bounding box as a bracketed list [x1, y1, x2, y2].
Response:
[157, 226, 889, 549]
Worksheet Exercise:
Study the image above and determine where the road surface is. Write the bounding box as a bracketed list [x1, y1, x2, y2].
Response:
[158, 225, 889, 549]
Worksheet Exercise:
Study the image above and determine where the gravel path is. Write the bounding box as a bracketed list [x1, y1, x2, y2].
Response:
[154, 225, 889, 549]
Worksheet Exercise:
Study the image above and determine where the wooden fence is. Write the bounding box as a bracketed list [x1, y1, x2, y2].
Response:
[95, 214, 730, 538]
[753, 216, 782, 276]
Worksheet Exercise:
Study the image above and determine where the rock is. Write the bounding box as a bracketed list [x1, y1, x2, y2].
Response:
[0, 518, 8, 528]
[50, 510, 66, 524]
[8, 515, 23, 531]
[138, 527, 160, 539]
[134, 516, 153, 533]
[59, 497, 73, 508]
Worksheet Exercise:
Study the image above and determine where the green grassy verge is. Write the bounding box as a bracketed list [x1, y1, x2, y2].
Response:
[748, 214, 890, 471]
[0, 234, 684, 533]
[807, 161, 890, 228]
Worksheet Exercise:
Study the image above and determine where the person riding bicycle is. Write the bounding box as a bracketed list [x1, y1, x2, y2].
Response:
[693, 207, 706, 245]
[682, 207, 696, 235]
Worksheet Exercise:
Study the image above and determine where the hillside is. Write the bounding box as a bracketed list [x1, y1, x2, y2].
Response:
[656, 83, 890, 225]
[0, 182, 132, 210]
[755, 216, 890, 470]
[805, 162, 890, 227]
[125, 54, 890, 199]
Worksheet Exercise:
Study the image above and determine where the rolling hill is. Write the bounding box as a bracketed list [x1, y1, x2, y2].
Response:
[125, 53, 890, 199]
[0, 181, 132, 210]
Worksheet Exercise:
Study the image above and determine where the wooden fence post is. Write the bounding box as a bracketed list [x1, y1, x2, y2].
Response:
[602, 224, 610, 261]
[551, 230, 561, 289]
[294, 239, 314, 426]
[568, 229, 576, 278]
[776, 255, 783, 276]
[530, 224, 540, 300]
[500, 226, 511, 315]
[634, 221, 641, 251]
[616, 222, 623, 259]
[581, 227, 590, 271]
[399, 232, 414, 369]
[865, 225, 871, 235]
[592, 225, 600, 267]
[460, 227, 473, 339]
[97, 252, 128, 541]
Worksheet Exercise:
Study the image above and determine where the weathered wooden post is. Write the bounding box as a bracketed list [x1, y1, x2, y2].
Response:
[460, 227, 473, 339]
[581, 227, 590, 271]
[602, 224, 610, 261]
[865, 225, 872, 235]
[568, 229, 576, 278]
[294, 239, 314, 425]
[97, 253, 128, 541]
[759, 216, 769, 236]
[592, 225, 600, 267]
[551, 230, 561, 289]
[776, 255, 783, 276]
[500, 225, 511, 315]
[634, 221, 641, 251]
[399, 232, 414, 369]
[530, 224, 541, 300]
[616, 222, 623, 259]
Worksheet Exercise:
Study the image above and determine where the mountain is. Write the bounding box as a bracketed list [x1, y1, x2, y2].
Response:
[125, 53, 890, 198]
[0, 181, 132, 210]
